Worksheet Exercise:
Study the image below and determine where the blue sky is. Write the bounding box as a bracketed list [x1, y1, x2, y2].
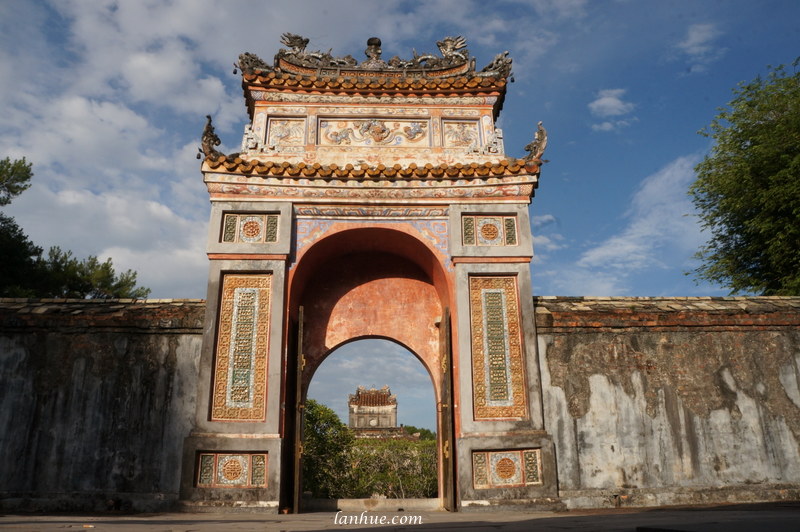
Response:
[2, 1, 798, 430]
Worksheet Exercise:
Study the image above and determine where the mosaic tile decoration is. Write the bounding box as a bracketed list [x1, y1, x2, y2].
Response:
[210, 274, 271, 421]
[220, 214, 280, 244]
[462, 215, 518, 246]
[472, 449, 542, 489]
[469, 276, 528, 420]
[196, 452, 268, 488]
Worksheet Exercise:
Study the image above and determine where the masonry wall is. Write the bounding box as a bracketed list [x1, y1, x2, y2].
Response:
[0, 299, 204, 512]
[535, 297, 800, 508]
[2, 297, 799, 512]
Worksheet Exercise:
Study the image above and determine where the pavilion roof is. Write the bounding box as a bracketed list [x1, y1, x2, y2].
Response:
[204, 156, 542, 180]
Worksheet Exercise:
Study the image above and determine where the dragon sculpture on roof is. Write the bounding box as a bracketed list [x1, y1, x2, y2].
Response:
[235, 34, 512, 79]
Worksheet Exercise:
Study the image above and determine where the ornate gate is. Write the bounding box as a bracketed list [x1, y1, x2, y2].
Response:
[180, 34, 556, 511]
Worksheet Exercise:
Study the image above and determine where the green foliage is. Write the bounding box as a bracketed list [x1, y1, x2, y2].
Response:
[402, 424, 436, 441]
[345, 439, 437, 499]
[302, 401, 438, 499]
[34, 247, 151, 299]
[302, 399, 354, 498]
[0, 213, 44, 297]
[0, 156, 33, 206]
[0, 156, 150, 299]
[690, 59, 800, 295]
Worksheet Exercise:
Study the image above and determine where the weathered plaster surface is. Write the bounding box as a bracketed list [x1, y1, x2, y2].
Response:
[0, 300, 203, 511]
[535, 297, 800, 507]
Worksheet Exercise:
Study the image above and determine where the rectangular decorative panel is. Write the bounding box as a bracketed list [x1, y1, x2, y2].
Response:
[442, 120, 480, 149]
[267, 118, 306, 146]
[220, 214, 280, 244]
[196, 452, 268, 488]
[462, 215, 517, 246]
[472, 449, 542, 489]
[210, 274, 271, 421]
[317, 118, 430, 147]
[469, 276, 528, 419]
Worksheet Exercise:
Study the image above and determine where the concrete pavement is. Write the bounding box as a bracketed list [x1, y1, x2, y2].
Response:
[1, 502, 799, 531]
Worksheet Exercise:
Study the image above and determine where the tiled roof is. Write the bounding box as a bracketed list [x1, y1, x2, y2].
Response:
[0, 298, 205, 331]
[349, 387, 397, 406]
[533, 296, 800, 313]
[204, 157, 541, 179]
[243, 71, 507, 94]
[534, 296, 800, 330]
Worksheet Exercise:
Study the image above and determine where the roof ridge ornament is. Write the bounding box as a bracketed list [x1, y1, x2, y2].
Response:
[523, 121, 548, 162]
[197, 115, 223, 160]
[234, 34, 513, 80]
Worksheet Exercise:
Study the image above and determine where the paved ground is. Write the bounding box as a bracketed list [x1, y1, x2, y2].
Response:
[1, 502, 799, 531]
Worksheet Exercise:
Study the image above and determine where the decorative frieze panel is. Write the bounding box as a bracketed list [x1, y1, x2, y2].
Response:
[266, 117, 306, 152]
[472, 449, 542, 489]
[443, 120, 481, 150]
[196, 452, 268, 488]
[210, 274, 271, 421]
[469, 276, 528, 419]
[318, 118, 430, 147]
[221, 213, 280, 244]
[462, 215, 517, 246]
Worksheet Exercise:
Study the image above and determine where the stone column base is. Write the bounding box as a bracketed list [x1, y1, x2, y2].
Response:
[179, 433, 284, 511]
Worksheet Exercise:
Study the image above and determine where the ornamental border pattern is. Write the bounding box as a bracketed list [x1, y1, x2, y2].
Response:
[210, 274, 271, 422]
[197, 452, 268, 488]
[472, 449, 542, 489]
[207, 181, 534, 200]
[469, 276, 528, 420]
[250, 92, 497, 107]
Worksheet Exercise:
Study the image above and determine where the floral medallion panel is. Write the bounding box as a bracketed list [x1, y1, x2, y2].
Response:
[196, 452, 268, 488]
[472, 449, 542, 489]
[469, 276, 528, 420]
[210, 274, 271, 422]
[462, 215, 518, 246]
[221, 213, 280, 244]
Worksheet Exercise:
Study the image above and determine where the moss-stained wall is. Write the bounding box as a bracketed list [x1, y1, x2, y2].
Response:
[0, 299, 204, 511]
[535, 297, 800, 508]
[2, 297, 799, 511]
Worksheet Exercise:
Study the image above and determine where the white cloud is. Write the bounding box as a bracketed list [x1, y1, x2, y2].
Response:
[588, 89, 636, 131]
[589, 88, 635, 117]
[536, 267, 628, 297]
[6, 184, 209, 298]
[577, 154, 705, 274]
[308, 339, 437, 430]
[675, 23, 726, 73]
[534, 234, 565, 252]
[532, 214, 557, 228]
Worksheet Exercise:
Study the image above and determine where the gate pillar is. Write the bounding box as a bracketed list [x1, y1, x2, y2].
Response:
[180, 34, 556, 510]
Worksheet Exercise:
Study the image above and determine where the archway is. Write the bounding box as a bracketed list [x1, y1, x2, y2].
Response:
[285, 227, 455, 511]
[304, 338, 438, 501]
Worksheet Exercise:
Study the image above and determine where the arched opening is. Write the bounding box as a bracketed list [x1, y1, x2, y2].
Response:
[284, 226, 455, 511]
[303, 338, 438, 501]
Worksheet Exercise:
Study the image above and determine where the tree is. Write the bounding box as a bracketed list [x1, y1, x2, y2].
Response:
[402, 424, 436, 441]
[0, 213, 43, 297]
[34, 247, 151, 299]
[689, 59, 800, 295]
[302, 399, 354, 498]
[0, 156, 151, 299]
[0, 156, 32, 206]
